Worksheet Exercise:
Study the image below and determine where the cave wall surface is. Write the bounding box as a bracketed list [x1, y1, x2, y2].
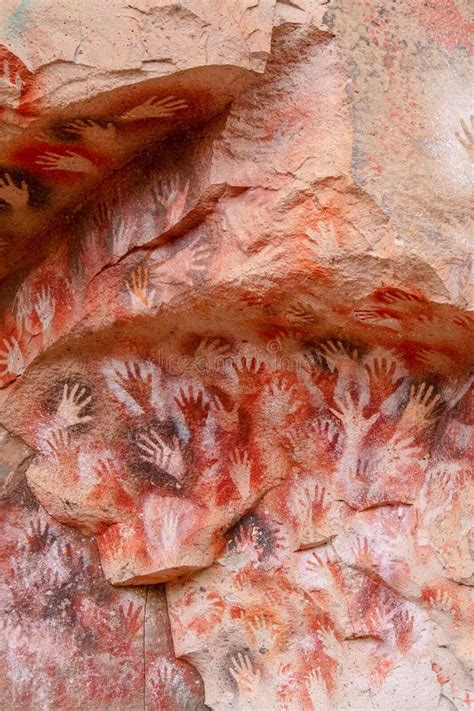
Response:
[0, 1, 473, 710]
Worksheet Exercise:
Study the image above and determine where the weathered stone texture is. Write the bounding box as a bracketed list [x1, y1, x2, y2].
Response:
[0, 1, 472, 709]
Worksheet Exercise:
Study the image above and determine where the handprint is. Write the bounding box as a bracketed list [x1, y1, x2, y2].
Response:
[305, 548, 338, 580]
[44, 428, 73, 461]
[137, 430, 186, 481]
[194, 337, 230, 369]
[306, 669, 328, 709]
[153, 659, 183, 694]
[350, 536, 373, 568]
[0, 173, 29, 209]
[231, 355, 265, 391]
[36, 150, 97, 173]
[372, 432, 421, 474]
[79, 231, 103, 275]
[368, 602, 395, 637]
[118, 601, 143, 636]
[240, 243, 287, 277]
[353, 307, 402, 332]
[126, 265, 156, 310]
[221, 522, 263, 570]
[0, 337, 25, 376]
[210, 394, 239, 432]
[229, 449, 252, 500]
[61, 119, 117, 147]
[305, 219, 339, 258]
[330, 393, 379, 441]
[313, 416, 340, 446]
[229, 653, 261, 696]
[429, 589, 456, 618]
[164, 235, 212, 284]
[398, 382, 443, 432]
[110, 360, 154, 413]
[120, 95, 187, 121]
[152, 174, 190, 229]
[395, 609, 415, 652]
[364, 352, 404, 385]
[26, 516, 51, 552]
[0, 59, 22, 109]
[55, 382, 93, 427]
[262, 377, 302, 423]
[296, 480, 327, 529]
[316, 340, 358, 373]
[318, 626, 343, 663]
[419, 466, 456, 526]
[375, 287, 424, 305]
[286, 300, 317, 324]
[175, 385, 209, 428]
[455, 115, 474, 161]
[93, 458, 120, 481]
[415, 347, 455, 374]
[34, 285, 55, 330]
[247, 614, 277, 651]
[159, 509, 181, 550]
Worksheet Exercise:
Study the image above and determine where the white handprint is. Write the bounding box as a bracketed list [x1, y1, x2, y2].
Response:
[152, 174, 190, 229]
[34, 285, 55, 330]
[247, 614, 277, 651]
[159, 510, 181, 551]
[263, 377, 301, 423]
[55, 382, 93, 426]
[0, 337, 25, 376]
[120, 95, 187, 121]
[229, 449, 252, 500]
[210, 395, 239, 432]
[154, 659, 183, 693]
[137, 430, 186, 481]
[0, 60, 22, 109]
[109, 213, 130, 256]
[330, 393, 379, 442]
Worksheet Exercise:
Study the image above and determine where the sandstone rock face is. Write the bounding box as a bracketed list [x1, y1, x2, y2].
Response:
[0, 2, 472, 710]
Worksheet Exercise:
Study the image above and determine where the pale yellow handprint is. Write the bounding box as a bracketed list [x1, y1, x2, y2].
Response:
[398, 382, 443, 432]
[126, 265, 156, 310]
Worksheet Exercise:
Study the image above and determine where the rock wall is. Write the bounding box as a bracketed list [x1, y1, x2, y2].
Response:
[0, 2, 472, 710]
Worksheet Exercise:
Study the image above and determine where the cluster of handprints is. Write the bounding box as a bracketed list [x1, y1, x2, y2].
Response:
[0, 484, 206, 710]
[153, 340, 472, 711]
[9, 327, 472, 708]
